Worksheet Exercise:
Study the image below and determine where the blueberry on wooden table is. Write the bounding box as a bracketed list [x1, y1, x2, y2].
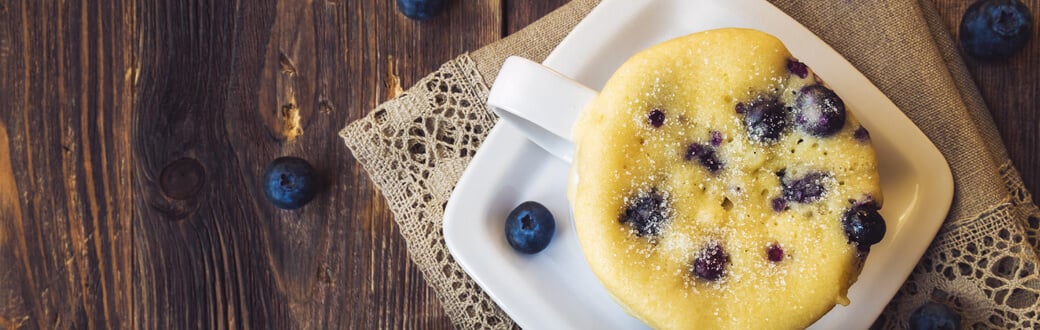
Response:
[262, 156, 319, 210]
[960, 0, 1033, 60]
[396, 0, 446, 21]
[505, 201, 556, 254]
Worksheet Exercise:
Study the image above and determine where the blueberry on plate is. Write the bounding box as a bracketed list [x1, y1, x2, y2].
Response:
[960, 0, 1033, 60]
[396, 0, 447, 21]
[909, 302, 961, 330]
[262, 156, 319, 210]
[505, 201, 556, 254]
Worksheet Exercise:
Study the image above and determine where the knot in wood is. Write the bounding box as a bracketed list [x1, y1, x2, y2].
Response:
[159, 158, 206, 200]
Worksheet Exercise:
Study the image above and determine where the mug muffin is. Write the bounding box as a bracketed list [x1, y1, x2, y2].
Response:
[568, 28, 886, 329]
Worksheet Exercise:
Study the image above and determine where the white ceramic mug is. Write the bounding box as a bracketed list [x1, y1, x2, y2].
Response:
[486, 56, 599, 163]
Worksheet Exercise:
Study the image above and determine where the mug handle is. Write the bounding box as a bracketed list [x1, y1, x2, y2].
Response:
[487, 56, 598, 163]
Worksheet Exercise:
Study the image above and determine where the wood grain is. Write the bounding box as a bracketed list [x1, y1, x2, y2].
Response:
[0, 0, 1035, 329]
[0, 0, 135, 329]
[128, 0, 501, 329]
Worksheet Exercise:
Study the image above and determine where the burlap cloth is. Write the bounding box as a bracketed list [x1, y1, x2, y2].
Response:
[340, 0, 1040, 328]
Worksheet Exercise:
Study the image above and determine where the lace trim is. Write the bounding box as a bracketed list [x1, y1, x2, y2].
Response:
[876, 162, 1040, 328]
[340, 54, 513, 329]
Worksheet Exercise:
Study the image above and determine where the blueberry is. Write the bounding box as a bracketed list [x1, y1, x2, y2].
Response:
[910, 302, 961, 330]
[741, 99, 788, 143]
[842, 202, 886, 246]
[771, 197, 787, 212]
[648, 108, 666, 128]
[787, 59, 809, 78]
[767, 243, 785, 262]
[782, 172, 829, 204]
[710, 130, 723, 147]
[396, 0, 447, 21]
[685, 143, 723, 173]
[794, 85, 846, 137]
[960, 0, 1033, 60]
[693, 242, 729, 281]
[620, 190, 669, 237]
[505, 201, 556, 254]
[856, 244, 871, 259]
[262, 156, 319, 210]
[854, 126, 871, 141]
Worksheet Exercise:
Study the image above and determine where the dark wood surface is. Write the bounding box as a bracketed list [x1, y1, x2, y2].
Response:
[0, 0, 1035, 328]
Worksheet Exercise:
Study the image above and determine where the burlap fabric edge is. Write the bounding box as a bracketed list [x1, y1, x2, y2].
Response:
[339, 54, 513, 329]
[340, 0, 1040, 328]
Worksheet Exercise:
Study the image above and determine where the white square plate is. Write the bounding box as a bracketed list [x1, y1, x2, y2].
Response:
[443, 0, 954, 328]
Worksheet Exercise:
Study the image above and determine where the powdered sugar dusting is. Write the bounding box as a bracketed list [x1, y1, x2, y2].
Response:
[570, 29, 882, 329]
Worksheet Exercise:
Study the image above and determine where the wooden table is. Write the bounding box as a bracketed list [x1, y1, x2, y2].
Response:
[0, 1, 1035, 328]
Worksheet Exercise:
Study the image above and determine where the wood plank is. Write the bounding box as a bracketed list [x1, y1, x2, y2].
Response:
[0, 0, 135, 328]
[505, 0, 569, 35]
[129, 0, 500, 328]
[931, 0, 1040, 203]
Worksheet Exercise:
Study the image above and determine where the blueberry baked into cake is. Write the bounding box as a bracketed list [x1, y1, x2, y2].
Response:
[568, 28, 886, 329]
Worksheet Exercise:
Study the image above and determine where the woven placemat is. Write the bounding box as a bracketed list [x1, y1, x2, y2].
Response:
[340, 0, 1040, 328]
